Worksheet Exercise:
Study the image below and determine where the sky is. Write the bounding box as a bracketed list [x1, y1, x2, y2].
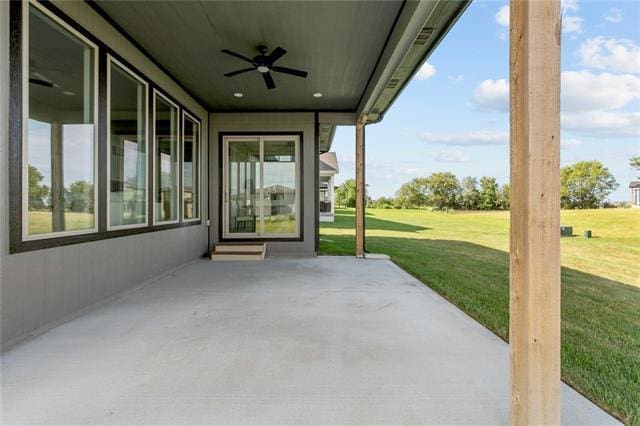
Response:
[29, 120, 94, 186]
[331, 0, 640, 201]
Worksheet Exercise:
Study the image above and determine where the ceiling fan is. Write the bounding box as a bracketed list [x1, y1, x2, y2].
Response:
[222, 45, 308, 90]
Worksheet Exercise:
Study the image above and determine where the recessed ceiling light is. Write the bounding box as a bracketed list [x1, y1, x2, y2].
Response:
[313, 92, 323, 98]
[233, 92, 243, 98]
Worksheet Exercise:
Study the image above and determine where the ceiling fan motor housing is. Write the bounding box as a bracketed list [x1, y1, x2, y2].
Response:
[222, 45, 308, 89]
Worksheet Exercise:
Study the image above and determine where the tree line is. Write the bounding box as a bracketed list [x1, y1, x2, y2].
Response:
[29, 165, 95, 213]
[335, 160, 620, 211]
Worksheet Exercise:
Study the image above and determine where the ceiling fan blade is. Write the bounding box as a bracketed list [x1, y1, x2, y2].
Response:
[29, 78, 54, 88]
[224, 67, 255, 77]
[272, 66, 308, 78]
[221, 49, 255, 65]
[262, 72, 276, 90]
[266, 46, 287, 64]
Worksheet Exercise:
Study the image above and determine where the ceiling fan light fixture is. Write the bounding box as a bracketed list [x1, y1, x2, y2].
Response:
[313, 92, 323, 98]
[233, 92, 244, 98]
[222, 46, 308, 90]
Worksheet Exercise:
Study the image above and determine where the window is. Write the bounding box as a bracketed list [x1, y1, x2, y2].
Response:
[262, 139, 297, 235]
[223, 135, 300, 238]
[153, 91, 179, 224]
[182, 113, 200, 221]
[107, 57, 148, 229]
[23, 2, 98, 239]
[12, 1, 206, 252]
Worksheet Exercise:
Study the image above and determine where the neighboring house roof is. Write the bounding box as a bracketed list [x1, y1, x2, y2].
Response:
[320, 152, 339, 174]
[630, 181, 640, 188]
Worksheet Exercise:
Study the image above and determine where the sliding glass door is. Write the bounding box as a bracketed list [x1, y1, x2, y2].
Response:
[223, 135, 299, 238]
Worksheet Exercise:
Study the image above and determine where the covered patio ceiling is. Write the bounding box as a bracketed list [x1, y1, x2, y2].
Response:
[89, 0, 468, 120]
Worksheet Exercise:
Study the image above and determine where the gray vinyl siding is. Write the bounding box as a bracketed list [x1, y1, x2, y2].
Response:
[0, 1, 209, 349]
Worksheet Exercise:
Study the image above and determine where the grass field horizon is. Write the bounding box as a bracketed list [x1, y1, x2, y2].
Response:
[320, 207, 640, 424]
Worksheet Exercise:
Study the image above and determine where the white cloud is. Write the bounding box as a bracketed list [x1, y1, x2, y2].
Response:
[420, 130, 508, 146]
[579, 37, 640, 73]
[448, 74, 464, 83]
[345, 158, 426, 181]
[563, 16, 583, 34]
[415, 62, 436, 80]
[562, 0, 579, 14]
[497, 2, 582, 34]
[562, 71, 640, 112]
[472, 71, 640, 113]
[496, 5, 509, 27]
[472, 79, 509, 112]
[431, 149, 470, 163]
[562, 111, 640, 138]
[471, 71, 640, 138]
[561, 138, 583, 148]
[604, 7, 622, 24]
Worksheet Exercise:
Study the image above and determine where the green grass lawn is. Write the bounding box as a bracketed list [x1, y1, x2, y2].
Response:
[263, 214, 296, 234]
[28, 211, 95, 235]
[320, 207, 640, 425]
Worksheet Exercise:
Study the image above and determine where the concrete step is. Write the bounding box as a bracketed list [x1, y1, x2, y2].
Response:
[214, 242, 266, 253]
[210, 243, 266, 261]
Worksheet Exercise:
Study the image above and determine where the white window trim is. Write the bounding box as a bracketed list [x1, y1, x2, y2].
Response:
[106, 55, 150, 231]
[22, 0, 100, 242]
[152, 89, 181, 225]
[182, 110, 201, 222]
[222, 135, 301, 239]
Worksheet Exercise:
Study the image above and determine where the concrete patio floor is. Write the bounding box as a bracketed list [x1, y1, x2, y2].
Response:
[1, 256, 618, 425]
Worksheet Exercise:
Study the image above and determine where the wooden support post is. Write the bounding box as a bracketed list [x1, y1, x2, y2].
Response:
[509, 0, 561, 424]
[50, 121, 65, 233]
[355, 116, 367, 258]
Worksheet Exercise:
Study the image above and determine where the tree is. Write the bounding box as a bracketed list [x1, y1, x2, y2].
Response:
[395, 178, 428, 209]
[497, 183, 510, 210]
[369, 196, 395, 209]
[335, 179, 357, 208]
[28, 165, 50, 210]
[631, 156, 640, 178]
[424, 172, 460, 211]
[479, 176, 499, 210]
[560, 161, 618, 209]
[65, 180, 94, 213]
[460, 176, 480, 210]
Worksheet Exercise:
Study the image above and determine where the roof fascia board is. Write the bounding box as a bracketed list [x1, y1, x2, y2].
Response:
[318, 112, 357, 126]
[357, 0, 471, 123]
[324, 125, 337, 153]
[356, 0, 437, 120]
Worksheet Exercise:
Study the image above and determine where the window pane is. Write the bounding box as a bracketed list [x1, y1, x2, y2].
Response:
[109, 62, 147, 227]
[228, 140, 259, 234]
[183, 116, 199, 220]
[154, 95, 178, 222]
[320, 176, 331, 213]
[262, 140, 297, 235]
[27, 5, 96, 236]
